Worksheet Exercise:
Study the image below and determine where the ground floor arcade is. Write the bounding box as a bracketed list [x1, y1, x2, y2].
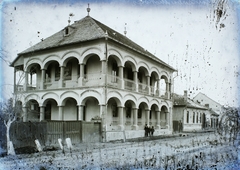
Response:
[17, 88, 173, 141]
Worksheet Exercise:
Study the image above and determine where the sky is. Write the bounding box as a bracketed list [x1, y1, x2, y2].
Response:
[0, 0, 240, 107]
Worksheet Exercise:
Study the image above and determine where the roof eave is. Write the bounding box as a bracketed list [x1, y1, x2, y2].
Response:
[108, 37, 176, 72]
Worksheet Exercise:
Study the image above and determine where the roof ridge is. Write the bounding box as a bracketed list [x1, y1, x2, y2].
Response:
[87, 16, 106, 37]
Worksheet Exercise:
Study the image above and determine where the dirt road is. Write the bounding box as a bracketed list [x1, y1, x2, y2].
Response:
[0, 132, 239, 169]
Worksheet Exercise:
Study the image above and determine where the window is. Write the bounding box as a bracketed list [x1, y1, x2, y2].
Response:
[196, 113, 199, 123]
[186, 111, 189, 123]
[65, 27, 69, 35]
[193, 112, 195, 123]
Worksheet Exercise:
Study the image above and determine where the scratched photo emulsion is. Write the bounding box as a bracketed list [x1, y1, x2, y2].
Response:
[0, 0, 240, 169]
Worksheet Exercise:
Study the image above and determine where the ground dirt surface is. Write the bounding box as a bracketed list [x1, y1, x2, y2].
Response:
[0, 132, 240, 169]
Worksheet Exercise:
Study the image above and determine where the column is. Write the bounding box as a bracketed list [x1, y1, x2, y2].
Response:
[30, 73, 33, 86]
[158, 79, 161, 97]
[39, 106, 45, 121]
[156, 111, 161, 129]
[58, 106, 63, 120]
[118, 106, 124, 130]
[78, 63, 84, 86]
[132, 108, 138, 130]
[59, 66, 64, 88]
[166, 81, 169, 99]
[146, 109, 150, 126]
[147, 76, 150, 95]
[101, 60, 107, 83]
[118, 66, 124, 89]
[133, 71, 138, 92]
[156, 79, 160, 96]
[24, 71, 28, 91]
[78, 105, 83, 120]
[169, 80, 172, 99]
[13, 68, 16, 93]
[41, 69, 46, 90]
[23, 107, 27, 122]
[169, 107, 172, 131]
[100, 105, 107, 130]
[166, 111, 170, 129]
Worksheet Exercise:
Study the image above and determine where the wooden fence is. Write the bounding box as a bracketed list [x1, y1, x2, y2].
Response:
[9, 121, 101, 149]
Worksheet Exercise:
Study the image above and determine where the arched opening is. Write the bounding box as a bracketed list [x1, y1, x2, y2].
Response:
[64, 58, 79, 80]
[63, 98, 78, 120]
[124, 62, 135, 90]
[45, 61, 60, 89]
[26, 99, 40, 122]
[160, 75, 168, 98]
[84, 55, 101, 86]
[150, 104, 158, 126]
[160, 105, 168, 129]
[82, 97, 100, 121]
[107, 97, 121, 130]
[108, 56, 119, 83]
[138, 67, 148, 93]
[28, 64, 41, 90]
[138, 102, 148, 129]
[64, 58, 79, 87]
[44, 99, 58, 121]
[150, 72, 159, 95]
[124, 100, 134, 130]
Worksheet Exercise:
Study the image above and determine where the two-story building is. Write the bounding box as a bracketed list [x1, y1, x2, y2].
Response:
[10, 14, 176, 142]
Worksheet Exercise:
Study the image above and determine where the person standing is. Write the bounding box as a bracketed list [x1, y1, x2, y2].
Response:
[151, 126, 155, 136]
[144, 124, 148, 137]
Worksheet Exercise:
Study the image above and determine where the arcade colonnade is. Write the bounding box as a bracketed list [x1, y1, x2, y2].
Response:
[14, 49, 172, 99]
[20, 91, 172, 131]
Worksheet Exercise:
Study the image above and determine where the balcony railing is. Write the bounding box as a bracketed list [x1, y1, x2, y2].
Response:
[111, 117, 119, 125]
[107, 75, 122, 88]
[19, 73, 170, 99]
[138, 83, 148, 94]
[124, 79, 136, 91]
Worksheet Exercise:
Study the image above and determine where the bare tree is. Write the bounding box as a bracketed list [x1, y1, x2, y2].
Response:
[0, 98, 20, 155]
[217, 106, 240, 145]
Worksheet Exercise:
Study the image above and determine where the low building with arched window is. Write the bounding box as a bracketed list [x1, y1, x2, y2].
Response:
[10, 15, 176, 142]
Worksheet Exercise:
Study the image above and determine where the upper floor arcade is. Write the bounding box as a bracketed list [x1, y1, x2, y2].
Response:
[11, 16, 176, 100]
[13, 43, 175, 100]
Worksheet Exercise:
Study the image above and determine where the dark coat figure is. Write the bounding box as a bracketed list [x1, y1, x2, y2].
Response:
[144, 124, 148, 137]
[150, 126, 155, 136]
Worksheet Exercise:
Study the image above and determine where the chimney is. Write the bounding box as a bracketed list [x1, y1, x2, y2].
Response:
[184, 90, 187, 101]
[205, 104, 209, 108]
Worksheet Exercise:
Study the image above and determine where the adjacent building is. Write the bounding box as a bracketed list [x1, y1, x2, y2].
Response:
[172, 91, 208, 132]
[193, 92, 222, 129]
[10, 15, 176, 141]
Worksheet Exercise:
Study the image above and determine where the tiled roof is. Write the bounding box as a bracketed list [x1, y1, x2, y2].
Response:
[173, 93, 208, 110]
[14, 16, 175, 71]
